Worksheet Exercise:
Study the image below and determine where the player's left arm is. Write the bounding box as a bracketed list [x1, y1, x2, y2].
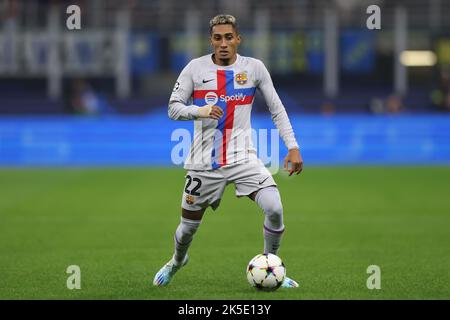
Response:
[256, 60, 303, 176]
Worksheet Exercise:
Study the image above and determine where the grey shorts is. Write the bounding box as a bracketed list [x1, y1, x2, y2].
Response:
[181, 159, 277, 211]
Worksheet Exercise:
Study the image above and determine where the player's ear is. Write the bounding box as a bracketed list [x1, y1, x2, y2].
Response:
[236, 34, 241, 45]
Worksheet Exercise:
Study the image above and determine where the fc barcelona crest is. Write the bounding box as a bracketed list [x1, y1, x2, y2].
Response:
[185, 194, 195, 205]
[235, 72, 247, 85]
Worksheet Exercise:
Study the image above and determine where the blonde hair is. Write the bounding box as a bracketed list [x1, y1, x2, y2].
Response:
[209, 14, 238, 34]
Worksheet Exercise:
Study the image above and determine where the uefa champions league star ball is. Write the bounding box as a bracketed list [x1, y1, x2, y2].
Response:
[246, 253, 286, 291]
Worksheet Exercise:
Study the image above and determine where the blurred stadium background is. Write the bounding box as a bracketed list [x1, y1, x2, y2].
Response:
[1, 0, 450, 300]
[0, 0, 449, 165]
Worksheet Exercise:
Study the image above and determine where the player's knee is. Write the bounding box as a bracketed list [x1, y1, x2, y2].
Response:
[270, 200, 283, 215]
[265, 200, 283, 224]
[255, 187, 284, 224]
[181, 226, 197, 237]
[176, 218, 201, 244]
[177, 230, 194, 244]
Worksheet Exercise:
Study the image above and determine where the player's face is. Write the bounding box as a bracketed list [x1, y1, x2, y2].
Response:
[210, 24, 241, 65]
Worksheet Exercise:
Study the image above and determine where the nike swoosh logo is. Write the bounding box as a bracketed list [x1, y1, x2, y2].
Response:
[258, 177, 269, 185]
[202, 79, 214, 83]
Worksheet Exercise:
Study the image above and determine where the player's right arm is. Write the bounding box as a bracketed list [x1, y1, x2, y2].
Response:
[168, 62, 223, 120]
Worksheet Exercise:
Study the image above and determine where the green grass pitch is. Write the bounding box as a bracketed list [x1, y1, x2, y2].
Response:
[0, 167, 449, 299]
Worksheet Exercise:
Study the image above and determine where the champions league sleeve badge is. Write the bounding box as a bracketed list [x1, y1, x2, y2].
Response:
[173, 81, 180, 92]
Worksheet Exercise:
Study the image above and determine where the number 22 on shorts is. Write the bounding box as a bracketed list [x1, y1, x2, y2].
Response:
[185, 175, 202, 196]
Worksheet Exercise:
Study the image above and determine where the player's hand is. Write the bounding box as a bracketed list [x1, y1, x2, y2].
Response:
[209, 105, 224, 120]
[284, 148, 303, 176]
[197, 105, 224, 120]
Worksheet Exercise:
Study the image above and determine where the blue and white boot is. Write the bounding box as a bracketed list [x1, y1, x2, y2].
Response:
[281, 276, 299, 288]
[153, 255, 189, 286]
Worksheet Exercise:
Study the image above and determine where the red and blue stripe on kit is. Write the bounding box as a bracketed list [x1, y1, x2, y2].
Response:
[193, 70, 256, 169]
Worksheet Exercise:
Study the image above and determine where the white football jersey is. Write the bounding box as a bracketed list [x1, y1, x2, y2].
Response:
[169, 53, 299, 170]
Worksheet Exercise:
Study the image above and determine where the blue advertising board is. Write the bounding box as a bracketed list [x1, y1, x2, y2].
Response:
[1, 113, 449, 166]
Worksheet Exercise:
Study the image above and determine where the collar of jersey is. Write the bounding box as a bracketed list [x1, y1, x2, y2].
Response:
[209, 53, 241, 69]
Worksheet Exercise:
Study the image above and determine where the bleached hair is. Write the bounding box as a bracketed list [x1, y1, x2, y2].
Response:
[209, 14, 238, 34]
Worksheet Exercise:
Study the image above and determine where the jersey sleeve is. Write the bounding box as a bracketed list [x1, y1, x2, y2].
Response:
[168, 61, 201, 120]
[256, 60, 299, 150]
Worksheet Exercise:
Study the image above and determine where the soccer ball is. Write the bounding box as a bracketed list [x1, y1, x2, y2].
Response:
[246, 253, 286, 291]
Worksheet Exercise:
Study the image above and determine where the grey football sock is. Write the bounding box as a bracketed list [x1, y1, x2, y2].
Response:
[263, 224, 285, 255]
[173, 217, 201, 265]
[255, 187, 285, 255]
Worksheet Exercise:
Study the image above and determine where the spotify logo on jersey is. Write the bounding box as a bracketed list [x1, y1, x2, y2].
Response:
[205, 92, 218, 106]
